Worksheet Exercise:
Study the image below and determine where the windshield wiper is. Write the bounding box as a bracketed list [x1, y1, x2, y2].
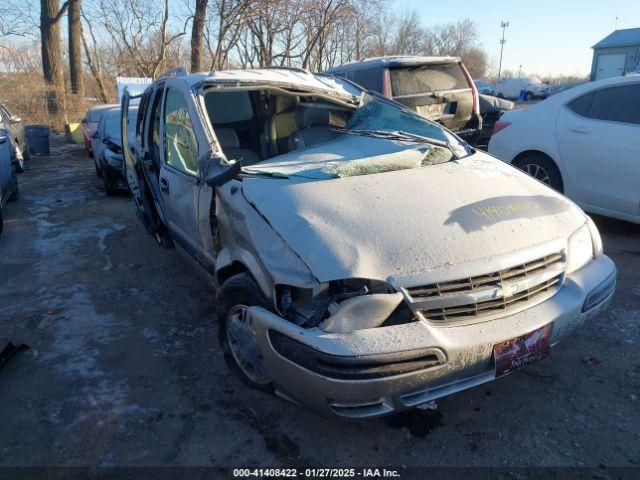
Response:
[337, 128, 449, 148]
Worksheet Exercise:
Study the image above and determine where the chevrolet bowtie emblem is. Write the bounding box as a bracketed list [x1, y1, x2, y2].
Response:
[496, 283, 518, 298]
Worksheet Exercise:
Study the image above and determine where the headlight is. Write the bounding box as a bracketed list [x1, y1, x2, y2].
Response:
[276, 279, 407, 333]
[104, 148, 124, 167]
[586, 216, 603, 257]
[567, 219, 602, 273]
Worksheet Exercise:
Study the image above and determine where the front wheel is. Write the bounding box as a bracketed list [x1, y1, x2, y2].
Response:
[100, 163, 117, 196]
[9, 173, 19, 201]
[13, 143, 25, 173]
[514, 154, 563, 192]
[526, 91, 534, 101]
[217, 273, 274, 392]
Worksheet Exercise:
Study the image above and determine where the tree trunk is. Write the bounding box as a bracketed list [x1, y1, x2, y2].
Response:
[80, 24, 109, 103]
[68, 0, 84, 97]
[40, 0, 68, 116]
[190, 0, 208, 73]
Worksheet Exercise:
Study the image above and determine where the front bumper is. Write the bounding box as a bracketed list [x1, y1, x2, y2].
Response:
[247, 255, 616, 418]
[101, 155, 127, 189]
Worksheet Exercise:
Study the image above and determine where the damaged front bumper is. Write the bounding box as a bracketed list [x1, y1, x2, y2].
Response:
[247, 254, 616, 418]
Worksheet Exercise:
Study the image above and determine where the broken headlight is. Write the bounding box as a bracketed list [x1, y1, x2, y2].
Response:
[103, 147, 124, 166]
[276, 279, 410, 333]
[567, 218, 602, 274]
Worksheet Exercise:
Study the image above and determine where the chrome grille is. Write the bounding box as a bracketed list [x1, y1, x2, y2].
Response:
[406, 252, 563, 299]
[404, 251, 565, 323]
[421, 274, 561, 321]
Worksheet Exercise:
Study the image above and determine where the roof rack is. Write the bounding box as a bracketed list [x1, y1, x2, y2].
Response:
[157, 67, 188, 79]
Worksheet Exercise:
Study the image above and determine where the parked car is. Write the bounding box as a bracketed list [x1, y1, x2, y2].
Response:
[91, 106, 138, 195]
[474, 79, 494, 95]
[0, 128, 20, 235]
[324, 56, 481, 143]
[0, 103, 28, 173]
[81, 104, 119, 158]
[122, 67, 615, 418]
[494, 76, 550, 100]
[489, 74, 640, 225]
[475, 94, 514, 149]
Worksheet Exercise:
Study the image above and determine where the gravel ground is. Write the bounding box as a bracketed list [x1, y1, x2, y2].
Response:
[0, 141, 639, 469]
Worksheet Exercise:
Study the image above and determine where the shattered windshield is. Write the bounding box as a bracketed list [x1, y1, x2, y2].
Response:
[216, 89, 471, 180]
[345, 95, 457, 144]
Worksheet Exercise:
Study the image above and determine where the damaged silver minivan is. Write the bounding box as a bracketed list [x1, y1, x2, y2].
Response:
[122, 67, 616, 418]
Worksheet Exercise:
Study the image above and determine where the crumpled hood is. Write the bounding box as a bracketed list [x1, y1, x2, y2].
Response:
[242, 152, 586, 286]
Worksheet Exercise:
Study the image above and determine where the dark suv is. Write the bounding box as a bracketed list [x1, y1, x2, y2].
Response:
[325, 56, 481, 143]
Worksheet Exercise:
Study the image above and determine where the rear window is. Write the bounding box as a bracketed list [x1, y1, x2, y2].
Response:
[389, 64, 467, 96]
[567, 92, 596, 117]
[103, 111, 121, 137]
[89, 108, 109, 122]
[590, 85, 640, 125]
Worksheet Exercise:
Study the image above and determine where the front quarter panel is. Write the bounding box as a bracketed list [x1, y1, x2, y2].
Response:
[215, 181, 318, 298]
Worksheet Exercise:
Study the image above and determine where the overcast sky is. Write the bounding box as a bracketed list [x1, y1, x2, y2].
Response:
[397, 0, 640, 77]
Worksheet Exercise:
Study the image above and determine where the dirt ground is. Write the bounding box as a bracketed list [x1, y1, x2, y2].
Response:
[1, 141, 639, 469]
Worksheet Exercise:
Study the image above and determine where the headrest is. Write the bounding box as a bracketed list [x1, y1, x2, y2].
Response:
[296, 107, 330, 128]
[272, 94, 297, 114]
[215, 128, 239, 149]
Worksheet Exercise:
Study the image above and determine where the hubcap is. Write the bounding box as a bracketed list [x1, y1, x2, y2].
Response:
[226, 305, 271, 385]
[522, 163, 551, 185]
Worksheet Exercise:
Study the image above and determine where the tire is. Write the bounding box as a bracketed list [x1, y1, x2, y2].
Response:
[217, 273, 275, 392]
[526, 91, 534, 101]
[13, 143, 25, 173]
[8, 174, 19, 201]
[497, 93, 505, 99]
[100, 163, 117, 196]
[514, 154, 563, 192]
[21, 141, 30, 162]
[155, 230, 174, 249]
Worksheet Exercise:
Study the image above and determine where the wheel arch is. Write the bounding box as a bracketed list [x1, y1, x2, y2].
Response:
[216, 261, 249, 287]
[215, 248, 274, 303]
[512, 149, 565, 192]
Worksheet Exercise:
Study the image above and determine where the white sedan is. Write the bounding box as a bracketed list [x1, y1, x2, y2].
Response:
[489, 75, 640, 224]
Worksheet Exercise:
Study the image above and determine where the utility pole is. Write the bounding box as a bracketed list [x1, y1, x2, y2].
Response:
[498, 21, 509, 80]
[518, 64, 522, 78]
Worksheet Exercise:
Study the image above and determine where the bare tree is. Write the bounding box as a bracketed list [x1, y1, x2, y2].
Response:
[203, 0, 253, 70]
[80, 8, 110, 102]
[423, 19, 488, 77]
[68, 0, 84, 96]
[40, 0, 69, 115]
[93, 0, 186, 78]
[190, 0, 208, 72]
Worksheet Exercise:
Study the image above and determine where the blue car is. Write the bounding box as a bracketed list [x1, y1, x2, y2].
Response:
[0, 129, 20, 235]
[474, 79, 494, 96]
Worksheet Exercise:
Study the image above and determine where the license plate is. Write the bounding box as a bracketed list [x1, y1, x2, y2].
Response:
[493, 323, 553, 377]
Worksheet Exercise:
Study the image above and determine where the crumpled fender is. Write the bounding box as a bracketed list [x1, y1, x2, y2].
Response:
[215, 182, 318, 299]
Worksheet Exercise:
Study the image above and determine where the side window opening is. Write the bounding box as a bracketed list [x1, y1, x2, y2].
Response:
[146, 86, 165, 169]
[351, 68, 382, 92]
[136, 90, 151, 143]
[204, 88, 351, 164]
[163, 87, 199, 175]
[589, 85, 640, 125]
[567, 91, 596, 117]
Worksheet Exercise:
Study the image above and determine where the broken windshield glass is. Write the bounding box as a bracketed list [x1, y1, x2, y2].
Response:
[239, 92, 467, 180]
[347, 95, 449, 142]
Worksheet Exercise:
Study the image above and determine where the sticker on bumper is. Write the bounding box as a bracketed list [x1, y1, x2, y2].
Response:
[493, 323, 553, 377]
